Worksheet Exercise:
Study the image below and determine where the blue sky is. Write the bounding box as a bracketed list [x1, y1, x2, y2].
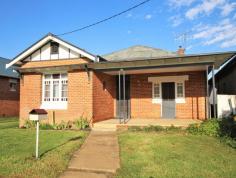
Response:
[0, 0, 236, 59]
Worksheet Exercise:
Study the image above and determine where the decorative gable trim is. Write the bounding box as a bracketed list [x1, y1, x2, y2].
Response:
[6, 33, 97, 68]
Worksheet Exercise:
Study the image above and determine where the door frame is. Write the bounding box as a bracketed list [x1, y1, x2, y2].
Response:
[161, 82, 176, 119]
[116, 75, 131, 119]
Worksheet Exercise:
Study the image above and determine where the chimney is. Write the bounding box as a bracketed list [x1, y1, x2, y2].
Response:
[177, 46, 185, 55]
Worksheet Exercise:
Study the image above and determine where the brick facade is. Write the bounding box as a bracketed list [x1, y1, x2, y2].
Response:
[93, 72, 116, 122]
[19, 70, 93, 127]
[0, 76, 19, 117]
[130, 71, 206, 120]
[19, 59, 207, 126]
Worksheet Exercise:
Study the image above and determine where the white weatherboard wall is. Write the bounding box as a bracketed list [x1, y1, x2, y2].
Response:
[217, 95, 236, 118]
[29, 43, 80, 61]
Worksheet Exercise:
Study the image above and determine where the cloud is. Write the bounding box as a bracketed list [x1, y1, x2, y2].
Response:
[192, 18, 236, 48]
[186, 0, 225, 20]
[126, 13, 132, 18]
[169, 15, 183, 27]
[168, 0, 196, 8]
[144, 14, 152, 20]
[220, 2, 236, 16]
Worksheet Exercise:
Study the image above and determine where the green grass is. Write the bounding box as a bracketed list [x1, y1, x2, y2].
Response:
[0, 118, 88, 178]
[116, 131, 236, 178]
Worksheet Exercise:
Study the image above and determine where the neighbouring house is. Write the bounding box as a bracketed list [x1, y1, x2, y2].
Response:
[214, 55, 236, 95]
[6, 33, 236, 127]
[0, 57, 19, 117]
[209, 55, 236, 118]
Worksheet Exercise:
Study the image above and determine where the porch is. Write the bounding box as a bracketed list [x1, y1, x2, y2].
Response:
[92, 118, 202, 131]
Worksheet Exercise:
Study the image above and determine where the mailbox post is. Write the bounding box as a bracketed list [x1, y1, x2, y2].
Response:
[29, 109, 48, 159]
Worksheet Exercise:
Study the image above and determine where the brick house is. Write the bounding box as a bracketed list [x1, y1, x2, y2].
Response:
[0, 57, 19, 117]
[6, 33, 236, 127]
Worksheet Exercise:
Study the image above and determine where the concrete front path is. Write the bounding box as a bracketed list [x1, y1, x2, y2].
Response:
[60, 131, 120, 178]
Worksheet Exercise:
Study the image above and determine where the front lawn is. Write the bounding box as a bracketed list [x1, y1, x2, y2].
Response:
[116, 131, 236, 178]
[0, 118, 88, 178]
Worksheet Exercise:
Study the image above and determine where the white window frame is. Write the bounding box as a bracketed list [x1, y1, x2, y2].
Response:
[175, 82, 185, 103]
[41, 73, 68, 110]
[152, 83, 162, 104]
[149, 75, 188, 104]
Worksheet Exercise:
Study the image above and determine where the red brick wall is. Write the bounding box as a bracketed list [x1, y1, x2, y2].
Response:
[92, 72, 116, 122]
[19, 70, 93, 127]
[0, 76, 19, 117]
[130, 71, 206, 120]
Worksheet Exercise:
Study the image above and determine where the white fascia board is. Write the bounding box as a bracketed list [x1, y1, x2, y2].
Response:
[6, 35, 96, 69]
[6, 36, 51, 69]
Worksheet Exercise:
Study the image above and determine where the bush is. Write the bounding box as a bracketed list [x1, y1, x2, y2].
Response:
[40, 123, 54, 130]
[24, 120, 35, 129]
[143, 125, 165, 132]
[186, 123, 200, 135]
[128, 125, 182, 132]
[219, 117, 236, 138]
[187, 119, 220, 137]
[200, 119, 220, 137]
[187, 117, 236, 139]
[166, 125, 182, 131]
[74, 117, 89, 130]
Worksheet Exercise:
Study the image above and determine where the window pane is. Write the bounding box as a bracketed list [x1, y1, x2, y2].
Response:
[53, 74, 60, 79]
[53, 81, 59, 98]
[61, 80, 68, 100]
[154, 83, 160, 98]
[177, 83, 184, 97]
[61, 73, 68, 79]
[44, 81, 50, 101]
[44, 74, 51, 79]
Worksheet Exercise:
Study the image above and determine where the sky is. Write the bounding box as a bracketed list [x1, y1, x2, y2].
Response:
[0, 0, 236, 59]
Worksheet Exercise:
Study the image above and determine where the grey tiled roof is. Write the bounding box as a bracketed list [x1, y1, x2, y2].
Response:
[102, 45, 177, 61]
[0, 57, 19, 78]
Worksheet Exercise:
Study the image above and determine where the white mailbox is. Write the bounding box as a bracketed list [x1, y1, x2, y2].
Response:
[29, 109, 48, 121]
[29, 109, 48, 159]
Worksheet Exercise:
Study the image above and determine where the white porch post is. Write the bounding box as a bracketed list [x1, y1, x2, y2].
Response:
[212, 65, 217, 118]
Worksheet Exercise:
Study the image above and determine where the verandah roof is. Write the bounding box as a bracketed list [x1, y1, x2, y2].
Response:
[18, 51, 236, 73]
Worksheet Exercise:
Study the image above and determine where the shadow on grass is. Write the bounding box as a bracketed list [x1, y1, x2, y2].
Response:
[39, 136, 83, 157]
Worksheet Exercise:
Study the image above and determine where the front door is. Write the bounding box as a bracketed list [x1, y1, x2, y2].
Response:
[162, 82, 175, 118]
[116, 75, 130, 119]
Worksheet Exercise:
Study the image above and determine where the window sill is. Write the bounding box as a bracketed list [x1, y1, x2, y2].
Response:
[175, 98, 186, 103]
[152, 98, 162, 104]
[40, 102, 67, 110]
[152, 98, 186, 104]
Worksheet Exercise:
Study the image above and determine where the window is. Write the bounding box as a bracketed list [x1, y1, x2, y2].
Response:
[43, 73, 68, 103]
[153, 83, 161, 98]
[50, 42, 59, 54]
[176, 82, 184, 98]
[9, 79, 17, 91]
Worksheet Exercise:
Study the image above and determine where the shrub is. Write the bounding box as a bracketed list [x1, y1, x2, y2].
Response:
[186, 123, 200, 135]
[187, 119, 220, 137]
[219, 117, 236, 138]
[74, 117, 89, 130]
[166, 125, 182, 131]
[40, 123, 54, 130]
[199, 119, 220, 137]
[56, 121, 67, 130]
[24, 120, 35, 129]
[143, 125, 165, 132]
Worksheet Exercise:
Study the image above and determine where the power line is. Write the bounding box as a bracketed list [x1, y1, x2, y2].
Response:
[56, 0, 152, 36]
